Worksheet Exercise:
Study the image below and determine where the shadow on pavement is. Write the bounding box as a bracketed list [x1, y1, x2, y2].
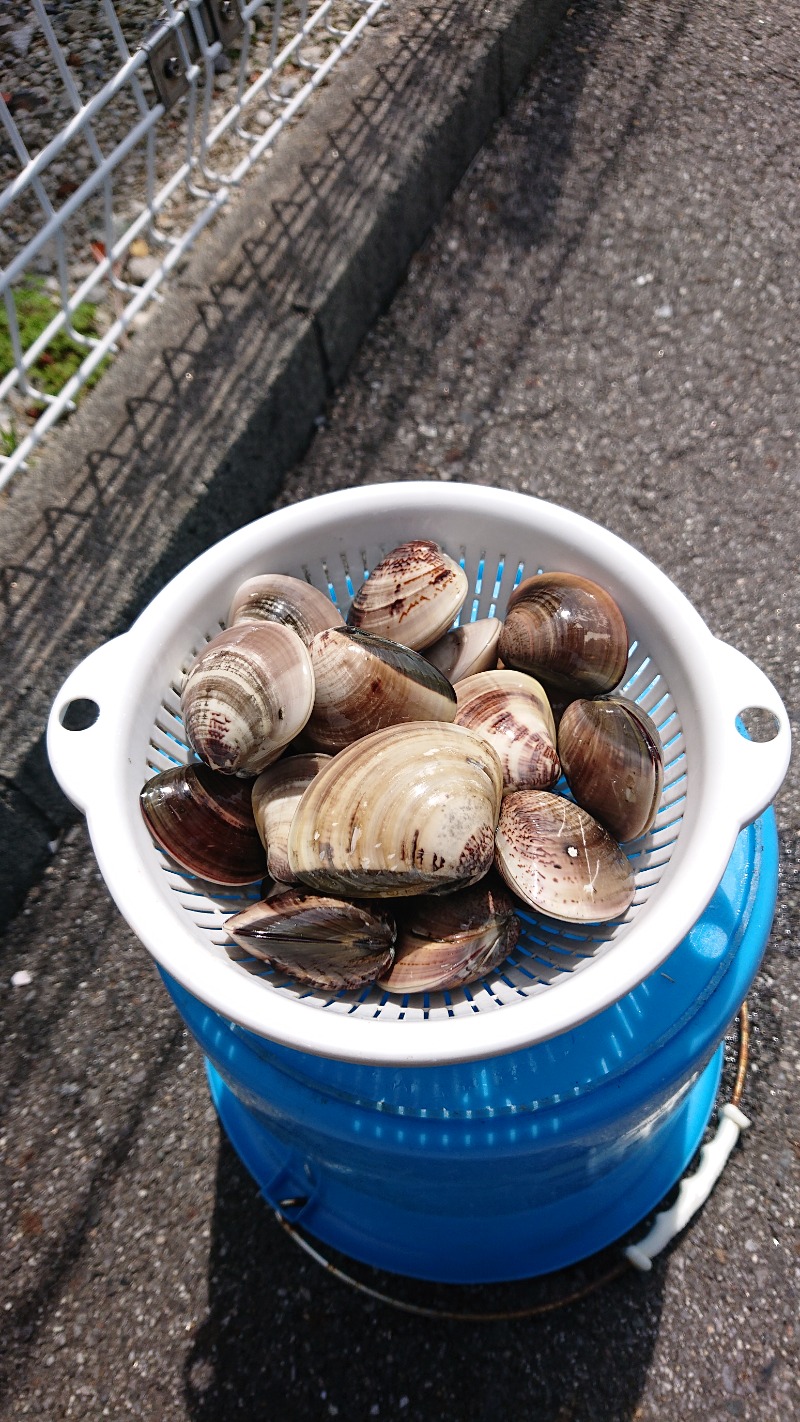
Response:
[184, 1129, 666, 1422]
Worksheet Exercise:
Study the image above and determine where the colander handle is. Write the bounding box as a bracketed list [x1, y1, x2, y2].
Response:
[47, 636, 132, 815]
[711, 638, 792, 828]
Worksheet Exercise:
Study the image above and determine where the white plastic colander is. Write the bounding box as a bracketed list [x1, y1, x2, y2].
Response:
[47, 483, 790, 1066]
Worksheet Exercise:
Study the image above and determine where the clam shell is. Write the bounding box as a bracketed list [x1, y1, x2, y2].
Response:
[287, 722, 504, 898]
[140, 763, 266, 885]
[377, 880, 520, 993]
[425, 618, 502, 682]
[252, 753, 331, 884]
[181, 623, 314, 776]
[453, 669, 559, 791]
[499, 572, 629, 697]
[228, 574, 343, 644]
[558, 697, 664, 842]
[306, 627, 457, 752]
[346, 540, 468, 649]
[226, 889, 396, 992]
[494, 790, 635, 923]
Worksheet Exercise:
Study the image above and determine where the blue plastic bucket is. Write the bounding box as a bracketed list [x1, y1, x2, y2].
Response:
[161, 809, 777, 1283]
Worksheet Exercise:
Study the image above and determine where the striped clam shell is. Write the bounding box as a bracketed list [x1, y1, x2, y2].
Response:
[305, 627, 457, 752]
[424, 617, 502, 682]
[181, 622, 314, 776]
[287, 722, 504, 898]
[495, 790, 635, 924]
[346, 540, 468, 650]
[453, 669, 559, 791]
[251, 753, 331, 884]
[225, 889, 396, 992]
[228, 573, 343, 645]
[558, 696, 664, 843]
[377, 879, 519, 994]
[140, 763, 266, 885]
[499, 572, 629, 697]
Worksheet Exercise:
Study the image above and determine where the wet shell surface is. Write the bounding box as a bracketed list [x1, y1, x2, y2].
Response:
[558, 697, 664, 843]
[251, 753, 331, 884]
[453, 669, 559, 791]
[305, 627, 457, 752]
[346, 540, 468, 650]
[495, 790, 635, 923]
[499, 572, 629, 697]
[226, 889, 396, 992]
[377, 880, 520, 994]
[227, 573, 343, 645]
[140, 763, 266, 885]
[181, 622, 314, 776]
[425, 618, 502, 682]
[286, 722, 504, 898]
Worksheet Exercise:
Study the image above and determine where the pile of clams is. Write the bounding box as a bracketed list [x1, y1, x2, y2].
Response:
[141, 540, 664, 996]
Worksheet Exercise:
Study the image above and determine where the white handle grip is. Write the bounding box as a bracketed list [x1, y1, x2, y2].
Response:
[47, 636, 133, 814]
[710, 638, 791, 829]
[624, 1102, 750, 1271]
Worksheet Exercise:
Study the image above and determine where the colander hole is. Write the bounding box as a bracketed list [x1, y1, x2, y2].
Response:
[737, 707, 781, 743]
[60, 698, 99, 731]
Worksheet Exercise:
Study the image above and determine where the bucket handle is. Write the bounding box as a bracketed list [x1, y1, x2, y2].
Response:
[710, 638, 791, 829]
[47, 636, 132, 815]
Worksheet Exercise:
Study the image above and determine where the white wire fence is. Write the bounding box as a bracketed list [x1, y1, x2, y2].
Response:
[0, 0, 387, 493]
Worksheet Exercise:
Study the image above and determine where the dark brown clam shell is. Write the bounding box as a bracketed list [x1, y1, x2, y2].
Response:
[140, 763, 266, 885]
[378, 880, 519, 994]
[226, 889, 396, 992]
[346, 540, 468, 649]
[305, 627, 457, 752]
[558, 697, 664, 842]
[499, 572, 628, 697]
[494, 790, 635, 923]
[228, 574, 344, 644]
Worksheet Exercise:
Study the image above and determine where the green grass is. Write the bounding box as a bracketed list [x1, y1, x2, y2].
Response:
[0, 279, 109, 450]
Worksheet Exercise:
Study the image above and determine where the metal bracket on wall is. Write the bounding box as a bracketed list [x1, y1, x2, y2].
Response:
[146, 1, 244, 110]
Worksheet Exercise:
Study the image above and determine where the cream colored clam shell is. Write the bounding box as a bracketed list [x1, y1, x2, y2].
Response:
[495, 790, 635, 923]
[346, 540, 468, 649]
[287, 722, 504, 898]
[425, 618, 502, 682]
[228, 573, 344, 644]
[453, 669, 559, 791]
[252, 753, 331, 884]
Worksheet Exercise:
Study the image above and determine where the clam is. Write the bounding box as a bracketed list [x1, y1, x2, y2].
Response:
[226, 889, 396, 992]
[499, 572, 629, 697]
[558, 697, 664, 842]
[377, 879, 520, 994]
[252, 753, 331, 884]
[287, 722, 504, 898]
[453, 668, 559, 791]
[305, 627, 457, 752]
[495, 789, 635, 923]
[346, 540, 468, 649]
[228, 573, 343, 645]
[181, 622, 314, 776]
[425, 618, 502, 682]
[140, 763, 266, 885]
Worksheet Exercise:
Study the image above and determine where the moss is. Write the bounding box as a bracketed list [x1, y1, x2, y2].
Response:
[0, 278, 109, 409]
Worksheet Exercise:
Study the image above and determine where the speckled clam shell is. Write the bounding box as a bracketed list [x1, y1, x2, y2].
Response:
[346, 540, 468, 650]
[226, 889, 396, 992]
[424, 618, 502, 682]
[377, 879, 520, 994]
[558, 697, 664, 843]
[140, 763, 266, 885]
[499, 572, 629, 697]
[251, 753, 331, 884]
[181, 623, 314, 776]
[287, 722, 504, 898]
[453, 668, 559, 791]
[305, 627, 457, 752]
[495, 790, 635, 923]
[228, 574, 343, 645]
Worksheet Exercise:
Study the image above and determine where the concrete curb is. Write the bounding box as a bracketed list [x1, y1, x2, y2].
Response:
[0, 0, 570, 927]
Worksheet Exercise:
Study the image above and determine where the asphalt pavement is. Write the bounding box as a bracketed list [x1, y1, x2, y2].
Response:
[1, 1, 799, 1419]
